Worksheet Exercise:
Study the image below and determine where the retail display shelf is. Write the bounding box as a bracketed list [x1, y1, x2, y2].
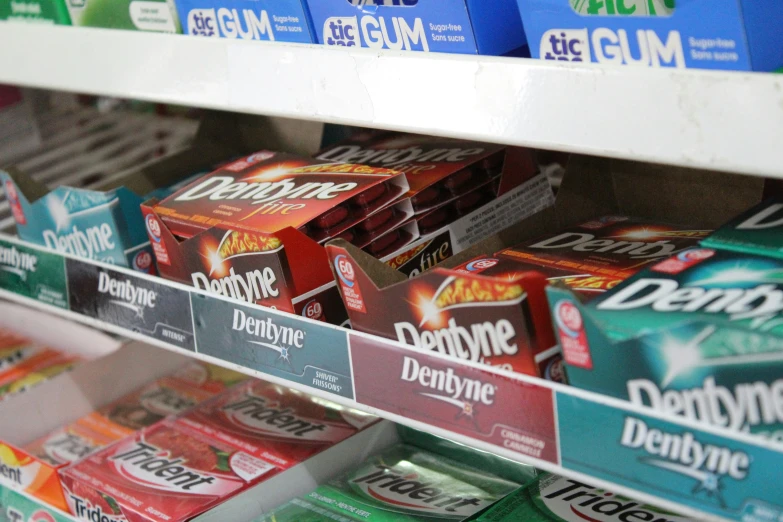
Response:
[1, 24, 783, 177]
[0, 232, 780, 522]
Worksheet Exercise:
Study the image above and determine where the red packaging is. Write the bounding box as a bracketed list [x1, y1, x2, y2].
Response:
[143, 152, 407, 321]
[174, 380, 377, 470]
[60, 421, 279, 522]
[327, 242, 556, 376]
[153, 151, 408, 243]
[316, 132, 518, 215]
[454, 256, 626, 298]
[84, 376, 216, 433]
[496, 216, 711, 281]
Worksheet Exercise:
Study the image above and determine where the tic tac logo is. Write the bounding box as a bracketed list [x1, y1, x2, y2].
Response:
[188, 8, 274, 40]
[540, 28, 685, 67]
[0, 244, 37, 281]
[188, 8, 218, 36]
[621, 417, 750, 505]
[323, 15, 428, 51]
[400, 355, 496, 419]
[323, 16, 359, 46]
[540, 29, 590, 62]
[350, 463, 490, 515]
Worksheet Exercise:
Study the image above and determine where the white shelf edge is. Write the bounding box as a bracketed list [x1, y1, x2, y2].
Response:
[1, 24, 782, 177]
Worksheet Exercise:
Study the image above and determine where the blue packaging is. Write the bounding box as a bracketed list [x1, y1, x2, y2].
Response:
[175, 0, 315, 42]
[305, 0, 526, 55]
[516, 0, 783, 70]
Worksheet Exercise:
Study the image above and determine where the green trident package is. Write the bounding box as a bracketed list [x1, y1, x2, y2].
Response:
[255, 444, 525, 521]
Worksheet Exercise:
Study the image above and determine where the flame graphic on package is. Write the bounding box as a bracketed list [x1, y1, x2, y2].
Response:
[203, 231, 282, 277]
[609, 226, 711, 241]
[414, 276, 525, 328]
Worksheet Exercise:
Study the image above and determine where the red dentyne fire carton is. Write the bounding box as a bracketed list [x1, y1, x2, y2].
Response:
[328, 240, 556, 376]
[152, 151, 408, 243]
[316, 131, 515, 217]
[143, 151, 408, 319]
[60, 420, 279, 522]
[496, 216, 712, 282]
[175, 380, 377, 470]
[454, 216, 713, 298]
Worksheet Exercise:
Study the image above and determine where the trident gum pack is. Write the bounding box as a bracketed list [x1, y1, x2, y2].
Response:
[547, 246, 783, 441]
[60, 421, 279, 522]
[255, 444, 523, 521]
[143, 151, 408, 316]
[474, 473, 689, 522]
[517, 0, 783, 70]
[305, 0, 526, 55]
[174, 380, 377, 470]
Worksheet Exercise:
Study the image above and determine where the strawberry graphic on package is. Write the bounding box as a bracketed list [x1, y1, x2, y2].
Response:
[60, 421, 279, 522]
[175, 380, 378, 470]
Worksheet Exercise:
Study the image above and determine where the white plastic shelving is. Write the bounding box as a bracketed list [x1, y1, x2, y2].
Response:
[1, 23, 782, 177]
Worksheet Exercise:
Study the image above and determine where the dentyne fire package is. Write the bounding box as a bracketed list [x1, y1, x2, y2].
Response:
[517, 0, 783, 70]
[316, 132, 515, 218]
[175, 380, 377, 470]
[328, 238, 557, 376]
[60, 420, 280, 522]
[547, 246, 783, 440]
[143, 151, 408, 318]
[491, 215, 711, 292]
[254, 443, 524, 521]
[474, 473, 688, 522]
[702, 198, 783, 259]
[305, 0, 526, 55]
[175, 0, 315, 42]
[317, 133, 552, 279]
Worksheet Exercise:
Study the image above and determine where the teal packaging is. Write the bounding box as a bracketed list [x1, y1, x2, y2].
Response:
[516, 0, 783, 70]
[702, 199, 783, 259]
[0, 141, 233, 273]
[0, 0, 71, 24]
[548, 247, 783, 441]
[0, 171, 159, 273]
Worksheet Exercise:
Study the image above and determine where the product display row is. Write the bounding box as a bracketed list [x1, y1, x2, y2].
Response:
[0, 107, 781, 522]
[1, 0, 782, 71]
[0, 315, 681, 522]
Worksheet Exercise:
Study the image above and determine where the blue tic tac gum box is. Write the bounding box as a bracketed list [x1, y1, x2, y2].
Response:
[175, 0, 315, 42]
[516, 0, 783, 70]
[306, 0, 526, 55]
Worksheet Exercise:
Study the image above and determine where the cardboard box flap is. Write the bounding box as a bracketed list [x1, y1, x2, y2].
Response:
[327, 238, 407, 289]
